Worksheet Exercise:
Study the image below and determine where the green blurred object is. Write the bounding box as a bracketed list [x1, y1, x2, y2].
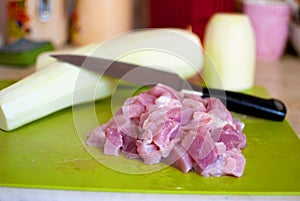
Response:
[0, 80, 299, 195]
[0, 38, 54, 66]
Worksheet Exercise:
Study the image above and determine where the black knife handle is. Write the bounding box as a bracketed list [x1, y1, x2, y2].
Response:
[191, 85, 286, 121]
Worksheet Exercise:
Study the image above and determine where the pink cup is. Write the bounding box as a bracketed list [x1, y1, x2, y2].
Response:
[243, 0, 291, 61]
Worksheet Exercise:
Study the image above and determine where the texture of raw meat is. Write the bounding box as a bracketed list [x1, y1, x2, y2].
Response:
[87, 84, 247, 177]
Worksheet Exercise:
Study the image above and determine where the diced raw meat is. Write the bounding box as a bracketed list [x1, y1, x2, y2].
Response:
[223, 149, 246, 177]
[122, 103, 145, 118]
[87, 83, 247, 178]
[136, 142, 161, 164]
[186, 132, 217, 169]
[103, 126, 123, 156]
[219, 124, 246, 150]
[162, 143, 194, 173]
[87, 126, 106, 148]
[121, 133, 139, 159]
[206, 98, 234, 123]
[200, 146, 246, 177]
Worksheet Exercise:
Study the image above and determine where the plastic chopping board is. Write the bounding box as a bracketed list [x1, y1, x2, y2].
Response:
[0, 80, 299, 195]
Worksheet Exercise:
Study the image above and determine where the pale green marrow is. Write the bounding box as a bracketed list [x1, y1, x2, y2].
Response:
[0, 28, 203, 131]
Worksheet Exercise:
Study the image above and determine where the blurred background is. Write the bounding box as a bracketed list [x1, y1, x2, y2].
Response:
[0, 0, 300, 70]
[0, 0, 234, 48]
[0, 0, 299, 55]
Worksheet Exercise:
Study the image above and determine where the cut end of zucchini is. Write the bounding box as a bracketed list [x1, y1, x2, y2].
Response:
[0, 106, 9, 131]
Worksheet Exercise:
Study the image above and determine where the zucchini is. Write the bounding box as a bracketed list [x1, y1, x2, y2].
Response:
[0, 28, 203, 131]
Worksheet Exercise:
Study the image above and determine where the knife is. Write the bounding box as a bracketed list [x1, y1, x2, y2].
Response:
[51, 54, 286, 121]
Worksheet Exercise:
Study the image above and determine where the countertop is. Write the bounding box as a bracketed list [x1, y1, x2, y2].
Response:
[254, 54, 300, 139]
[0, 54, 299, 201]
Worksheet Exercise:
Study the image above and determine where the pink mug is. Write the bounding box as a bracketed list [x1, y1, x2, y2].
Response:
[243, 0, 291, 61]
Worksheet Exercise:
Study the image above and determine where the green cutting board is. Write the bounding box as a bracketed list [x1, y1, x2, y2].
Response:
[0, 80, 299, 195]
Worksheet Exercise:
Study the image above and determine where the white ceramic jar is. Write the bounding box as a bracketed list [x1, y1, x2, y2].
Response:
[203, 13, 256, 91]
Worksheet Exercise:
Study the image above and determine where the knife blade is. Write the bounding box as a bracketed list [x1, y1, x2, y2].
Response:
[51, 54, 286, 121]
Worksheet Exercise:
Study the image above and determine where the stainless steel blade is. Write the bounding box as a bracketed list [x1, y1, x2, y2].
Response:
[51, 54, 186, 91]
